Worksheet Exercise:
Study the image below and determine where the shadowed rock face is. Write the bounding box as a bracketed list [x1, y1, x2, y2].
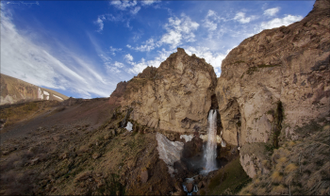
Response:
[110, 48, 218, 134]
[216, 0, 330, 146]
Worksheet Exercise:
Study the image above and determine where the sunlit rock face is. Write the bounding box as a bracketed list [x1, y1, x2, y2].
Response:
[216, 0, 330, 146]
[0, 73, 68, 105]
[110, 48, 217, 133]
[156, 132, 184, 176]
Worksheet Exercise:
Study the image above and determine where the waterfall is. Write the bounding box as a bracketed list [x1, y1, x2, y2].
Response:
[202, 109, 218, 174]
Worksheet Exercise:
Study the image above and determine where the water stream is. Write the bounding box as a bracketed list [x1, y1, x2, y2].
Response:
[182, 110, 218, 195]
[201, 109, 218, 174]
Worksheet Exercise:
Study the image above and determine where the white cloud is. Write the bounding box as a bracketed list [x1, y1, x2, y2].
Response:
[105, 13, 125, 22]
[185, 46, 227, 77]
[234, 12, 256, 24]
[124, 54, 134, 62]
[1, 5, 115, 98]
[110, 0, 137, 10]
[203, 10, 218, 31]
[127, 14, 199, 52]
[160, 14, 199, 48]
[130, 6, 141, 15]
[260, 14, 303, 30]
[264, 7, 280, 17]
[94, 14, 125, 32]
[95, 15, 105, 32]
[128, 49, 172, 74]
[114, 61, 124, 68]
[109, 46, 122, 56]
[141, 0, 160, 6]
[127, 38, 156, 52]
[106, 66, 121, 74]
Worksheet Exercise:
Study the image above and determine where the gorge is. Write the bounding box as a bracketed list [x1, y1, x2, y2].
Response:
[0, 0, 329, 195]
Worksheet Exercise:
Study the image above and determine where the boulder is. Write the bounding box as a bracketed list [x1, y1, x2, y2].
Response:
[140, 169, 148, 183]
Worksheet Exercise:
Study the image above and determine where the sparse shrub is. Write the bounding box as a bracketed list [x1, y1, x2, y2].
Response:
[284, 163, 298, 174]
[271, 171, 283, 183]
[278, 157, 287, 164]
[272, 184, 287, 194]
[288, 141, 296, 147]
[262, 159, 271, 170]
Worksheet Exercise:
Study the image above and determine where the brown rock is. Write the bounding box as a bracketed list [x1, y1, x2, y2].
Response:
[140, 169, 148, 183]
[92, 152, 100, 159]
[198, 181, 204, 189]
[104, 133, 111, 140]
[109, 48, 217, 134]
[30, 157, 39, 165]
[52, 135, 63, 142]
[60, 152, 68, 159]
[186, 183, 193, 192]
[216, 0, 330, 146]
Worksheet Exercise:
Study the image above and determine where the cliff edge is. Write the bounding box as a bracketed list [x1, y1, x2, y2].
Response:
[216, 0, 329, 147]
[110, 48, 218, 134]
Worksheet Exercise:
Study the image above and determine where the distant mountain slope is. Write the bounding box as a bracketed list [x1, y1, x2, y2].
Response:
[0, 74, 68, 105]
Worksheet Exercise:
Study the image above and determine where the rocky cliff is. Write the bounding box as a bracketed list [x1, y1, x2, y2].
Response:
[0, 74, 68, 105]
[110, 48, 218, 133]
[216, 0, 330, 148]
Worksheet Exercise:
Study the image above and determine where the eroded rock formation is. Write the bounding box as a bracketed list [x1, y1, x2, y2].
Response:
[216, 0, 330, 147]
[110, 48, 218, 133]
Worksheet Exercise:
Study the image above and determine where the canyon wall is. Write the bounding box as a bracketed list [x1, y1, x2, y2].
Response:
[110, 48, 217, 134]
[216, 0, 330, 147]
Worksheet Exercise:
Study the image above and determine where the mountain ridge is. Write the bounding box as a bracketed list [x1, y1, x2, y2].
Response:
[0, 73, 69, 105]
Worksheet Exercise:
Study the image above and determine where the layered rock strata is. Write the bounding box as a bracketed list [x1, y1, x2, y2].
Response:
[216, 0, 330, 147]
[110, 48, 218, 133]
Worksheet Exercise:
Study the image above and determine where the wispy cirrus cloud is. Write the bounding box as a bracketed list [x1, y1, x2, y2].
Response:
[94, 13, 125, 32]
[1, 4, 115, 98]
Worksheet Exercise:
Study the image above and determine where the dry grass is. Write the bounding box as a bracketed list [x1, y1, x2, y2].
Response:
[0, 101, 59, 132]
[278, 157, 287, 164]
[284, 163, 298, 174]
[262, 159, 271, 170]
[239, 122, 330, 195]
[271, 184, 287, 195]
[271, 171, 283, 183]
[288, 140, 296, 147]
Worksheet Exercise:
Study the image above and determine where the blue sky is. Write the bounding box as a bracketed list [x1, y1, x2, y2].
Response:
[1, 0, 314, 98]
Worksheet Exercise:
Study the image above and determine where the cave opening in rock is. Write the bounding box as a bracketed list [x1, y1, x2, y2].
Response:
[273, 101, 284, 148]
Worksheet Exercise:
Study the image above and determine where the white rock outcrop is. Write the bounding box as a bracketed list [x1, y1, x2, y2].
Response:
[156, 133, 184, 176]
